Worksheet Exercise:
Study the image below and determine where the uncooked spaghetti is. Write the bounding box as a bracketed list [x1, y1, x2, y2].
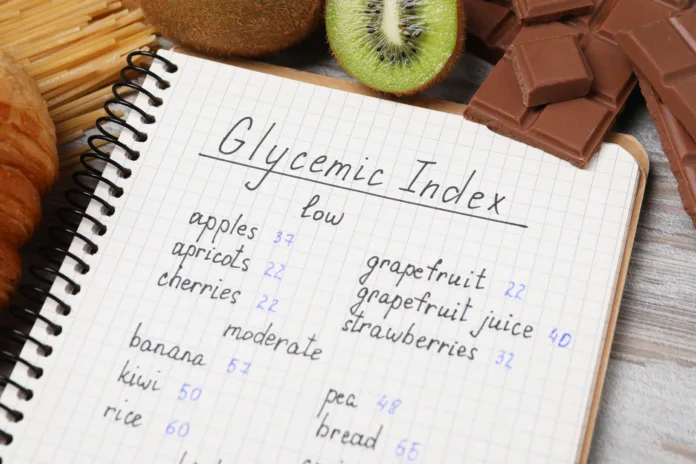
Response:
[0, 0, 157, 176]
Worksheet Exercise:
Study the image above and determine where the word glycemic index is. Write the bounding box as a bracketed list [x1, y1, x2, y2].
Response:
[215, 116, 510, 216]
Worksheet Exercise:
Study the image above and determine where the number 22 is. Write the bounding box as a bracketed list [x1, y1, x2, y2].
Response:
[256, 294, 279, 312]
[505, 281, 525, 300]
[264, 262, 285, 280]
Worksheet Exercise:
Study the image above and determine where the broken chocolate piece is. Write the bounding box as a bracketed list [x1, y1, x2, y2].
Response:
[512, 0, 593, 25]
[464, 0, 522, 63]
[510, 35, 593, 107]
[637, 73, 696, 228]
[616, 8, 696, 142]
[465, 0, 689, 168]
[464, 57, 611, 166]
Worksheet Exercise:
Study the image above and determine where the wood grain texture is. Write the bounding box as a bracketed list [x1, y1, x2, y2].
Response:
[7, 36, 696, 463]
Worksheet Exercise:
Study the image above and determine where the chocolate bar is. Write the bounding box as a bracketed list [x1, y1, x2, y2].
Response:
[637, 74, 696, 228]
[616, 8, 696, 142]
[465, 23, 632, 167]
[465, 0, 690, 168]
[464, 0, 598, 63]
[510, 35, 592, 107]
[464, 0, 521, 63]
[512, 0, 593, 25]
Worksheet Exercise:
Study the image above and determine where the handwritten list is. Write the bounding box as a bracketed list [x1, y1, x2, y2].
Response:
[0, 50, 640, 464]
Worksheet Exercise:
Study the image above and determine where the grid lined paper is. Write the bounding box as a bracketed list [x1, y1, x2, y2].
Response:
[0, 50, 639, 464]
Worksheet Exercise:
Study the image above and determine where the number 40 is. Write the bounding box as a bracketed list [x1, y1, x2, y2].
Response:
[549, 329, 572, 348]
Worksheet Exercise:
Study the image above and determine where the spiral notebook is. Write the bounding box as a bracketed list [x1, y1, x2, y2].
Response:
[0, 49, 647, 464]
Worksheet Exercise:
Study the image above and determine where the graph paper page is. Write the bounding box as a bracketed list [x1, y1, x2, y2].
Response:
[1, 50, 639, 464]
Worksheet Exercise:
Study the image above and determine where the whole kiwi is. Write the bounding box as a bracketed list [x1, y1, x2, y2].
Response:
[142, 0, 324, 57]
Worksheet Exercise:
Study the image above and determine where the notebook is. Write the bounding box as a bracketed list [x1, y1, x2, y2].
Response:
[0, 49, 648, 464]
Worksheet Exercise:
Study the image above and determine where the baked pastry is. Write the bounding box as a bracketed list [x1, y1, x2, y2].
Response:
[0, 51, 58, 308]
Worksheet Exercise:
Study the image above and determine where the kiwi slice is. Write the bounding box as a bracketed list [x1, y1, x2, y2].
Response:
[326, 0, 465, 95]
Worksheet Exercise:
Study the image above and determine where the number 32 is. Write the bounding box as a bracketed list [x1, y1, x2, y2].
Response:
[495, 350, 514, 369]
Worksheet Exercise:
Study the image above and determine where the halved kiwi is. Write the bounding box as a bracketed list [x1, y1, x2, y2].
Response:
[326, 0, 465, 95]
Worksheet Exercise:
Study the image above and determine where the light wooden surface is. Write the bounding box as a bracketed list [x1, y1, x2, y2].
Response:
[9, 37, 696, 463]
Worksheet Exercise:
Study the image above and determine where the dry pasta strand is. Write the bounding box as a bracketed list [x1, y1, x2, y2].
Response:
[2, 1, 160, 166]
[56, 107, 110, 133]
[59, 138, 109, 160]
[50, 85, 121, 120]
[57, 129, 85, 146]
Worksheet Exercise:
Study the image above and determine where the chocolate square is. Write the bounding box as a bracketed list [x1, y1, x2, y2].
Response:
[596, 0, 676, 42]
[511, 35, 593, 107]
[529, 98, 611, 160]
[512, 0, 593, 25]
[582, 36, 634, 109]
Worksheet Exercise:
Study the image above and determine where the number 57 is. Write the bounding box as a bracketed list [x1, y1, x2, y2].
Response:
[227, 358, 251, 375]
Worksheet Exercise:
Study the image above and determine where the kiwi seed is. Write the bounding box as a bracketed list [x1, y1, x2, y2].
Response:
[326, 0, 465, 95]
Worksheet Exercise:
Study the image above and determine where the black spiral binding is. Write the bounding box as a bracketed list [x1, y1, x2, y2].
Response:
[0, 51, 178, 454]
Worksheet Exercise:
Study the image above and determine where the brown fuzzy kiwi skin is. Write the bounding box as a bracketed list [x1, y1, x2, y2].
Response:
[142, 0, 324, 57]
[328, 0, 466, 97]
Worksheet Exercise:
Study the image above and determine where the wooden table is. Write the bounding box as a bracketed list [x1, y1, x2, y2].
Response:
[10, 40, 696, 463]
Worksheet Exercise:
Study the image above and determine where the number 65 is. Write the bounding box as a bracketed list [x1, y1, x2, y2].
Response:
[396, 439, 421, 461]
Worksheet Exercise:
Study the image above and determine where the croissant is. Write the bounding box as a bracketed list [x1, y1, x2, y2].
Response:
[0, 51, 58, 308]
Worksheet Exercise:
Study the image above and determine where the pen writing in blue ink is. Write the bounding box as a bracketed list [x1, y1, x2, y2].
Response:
[396, 439, 422, 461]
[274, 231, 295, 246]
[178, 383, 202, 401]
[549, 329, 572, 348]
[256, 295, 279, 312]
[165, 420, 190, 437]
[264, 262, 285, 280]
[377, 395, 402, 415]
[495, 350, 514, 369]
[504, 281, 526, 300]
[227, 358, 251, 375]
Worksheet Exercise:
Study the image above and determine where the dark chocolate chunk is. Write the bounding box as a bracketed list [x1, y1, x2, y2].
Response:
[510, 35, 593, 107]
[616, 8, 696, 142]
[512, 0, 593, 25]
[637, 74, 696, 228]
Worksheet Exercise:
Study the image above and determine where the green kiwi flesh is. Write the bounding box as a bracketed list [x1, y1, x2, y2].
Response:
[326, 0, 465, 95]
[142, 0, 323, 57]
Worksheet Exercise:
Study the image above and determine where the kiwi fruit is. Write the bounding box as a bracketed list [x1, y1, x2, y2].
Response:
[142, 0, 324, 57]
[326, 0, 465, 95]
